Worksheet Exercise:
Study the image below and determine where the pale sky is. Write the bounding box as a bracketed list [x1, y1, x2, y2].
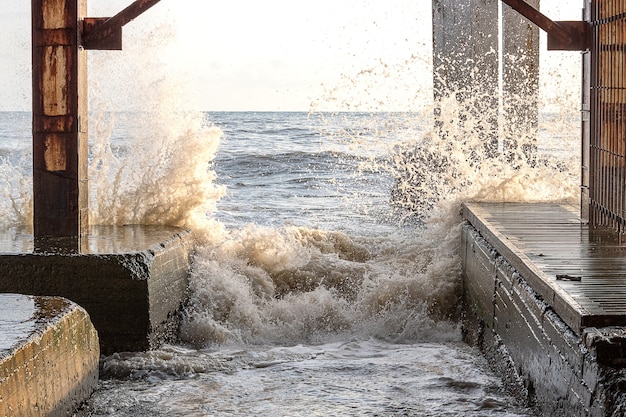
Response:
[0, 0, 581, 112]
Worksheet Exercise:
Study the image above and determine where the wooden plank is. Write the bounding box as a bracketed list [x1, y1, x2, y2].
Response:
[463, 202, 626, 332]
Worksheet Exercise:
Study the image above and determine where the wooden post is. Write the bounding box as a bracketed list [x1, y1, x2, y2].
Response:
[32, 0, 88, 250]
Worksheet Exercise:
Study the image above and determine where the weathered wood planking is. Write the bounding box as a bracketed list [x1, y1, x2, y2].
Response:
[463, 202, 626, 333]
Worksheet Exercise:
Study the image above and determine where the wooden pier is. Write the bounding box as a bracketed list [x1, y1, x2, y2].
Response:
[462, 202, 626, 416]
[463, 202, 626, 333]
[439, 0, 626, 414]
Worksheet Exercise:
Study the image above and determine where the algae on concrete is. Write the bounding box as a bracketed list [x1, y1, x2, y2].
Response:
[0, 294, 99, 417]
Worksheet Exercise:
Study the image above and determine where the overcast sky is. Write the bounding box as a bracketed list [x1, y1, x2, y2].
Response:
[0, 0, 581, 112]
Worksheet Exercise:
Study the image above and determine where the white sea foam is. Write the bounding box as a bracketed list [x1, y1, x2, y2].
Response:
[180, 218, 464, 347]
[93, 340, 533, 417]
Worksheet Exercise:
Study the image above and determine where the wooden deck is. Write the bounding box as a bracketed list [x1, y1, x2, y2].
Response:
[462, 202, 626, 333]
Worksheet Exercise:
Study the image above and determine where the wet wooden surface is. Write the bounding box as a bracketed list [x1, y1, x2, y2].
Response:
[463, 202, 626, 332]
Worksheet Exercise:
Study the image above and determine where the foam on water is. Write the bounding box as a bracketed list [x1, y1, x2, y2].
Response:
[179, 217, 463, 347]
[91, 340, 532, 417]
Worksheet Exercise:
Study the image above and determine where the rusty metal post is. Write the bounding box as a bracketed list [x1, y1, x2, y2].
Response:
[32, 0, 88, 250]
[31, 0, 161, 252]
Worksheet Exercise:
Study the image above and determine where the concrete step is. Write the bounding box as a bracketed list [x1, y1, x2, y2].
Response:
[0, 293, 99, 417]
[0, 225, 193, 354]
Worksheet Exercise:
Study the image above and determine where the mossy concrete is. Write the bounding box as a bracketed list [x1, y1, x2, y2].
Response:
[0, 294, 99, 417]
[0, 225, 193, 354]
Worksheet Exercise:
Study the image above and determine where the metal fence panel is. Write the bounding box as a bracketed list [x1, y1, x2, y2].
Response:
[589, 0, 626, 231]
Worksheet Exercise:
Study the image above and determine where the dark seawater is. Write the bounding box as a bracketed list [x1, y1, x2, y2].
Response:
[209, 112, 402, 232]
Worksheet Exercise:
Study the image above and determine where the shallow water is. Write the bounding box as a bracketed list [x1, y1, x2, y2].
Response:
[0, 294, 35, 353]
[92, 340, 533, 417]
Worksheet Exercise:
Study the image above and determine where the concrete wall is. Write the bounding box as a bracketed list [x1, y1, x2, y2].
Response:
[432, 0, 540, 158]
[0, 295, 99, 417]
[502, 0, 540, 163]
[462, 223, 626, 416]
[0, 226, 193, 354]
[432, 0, 500, 154]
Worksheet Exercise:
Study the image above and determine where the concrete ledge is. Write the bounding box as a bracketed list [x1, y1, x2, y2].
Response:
[462, 221, 626, 416]
[0, 225, 193, 354]
[0, 294, 99, 417]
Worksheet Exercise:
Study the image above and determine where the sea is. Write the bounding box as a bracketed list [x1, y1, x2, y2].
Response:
[0, 109, 580, 416]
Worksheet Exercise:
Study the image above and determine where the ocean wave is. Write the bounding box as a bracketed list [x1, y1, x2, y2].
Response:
[180, 213, 464, 348]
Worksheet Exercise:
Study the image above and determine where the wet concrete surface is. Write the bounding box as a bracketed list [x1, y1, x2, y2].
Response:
[0, 224, 189, 255]
[0, 295, 36, 353]
[0, 293, 99, 417]
[462, 202, 626, 416]
[0, 225, 194, 354]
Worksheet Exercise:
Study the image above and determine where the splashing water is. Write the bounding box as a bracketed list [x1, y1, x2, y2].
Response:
[180, 217, 463, 347]
[88, 109, 224, 229]
[80, 102, 560, 415]
[0, 107, 563, 416]
[174, 105, 578, 351]
[0, 50, 579, 347]
[0, 9, 581, 414]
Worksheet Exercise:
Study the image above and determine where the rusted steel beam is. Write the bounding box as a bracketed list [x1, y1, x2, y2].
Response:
[501, 0, 558, 35]
[546, 21, 589, 51]
[82, 17, 122, 50]
[82, 0, 161, 50]
[32, 0, 88, 250]
[500, 0, 589, 50]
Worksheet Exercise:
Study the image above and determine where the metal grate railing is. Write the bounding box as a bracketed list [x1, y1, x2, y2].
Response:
[589, 0, 626, 232]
